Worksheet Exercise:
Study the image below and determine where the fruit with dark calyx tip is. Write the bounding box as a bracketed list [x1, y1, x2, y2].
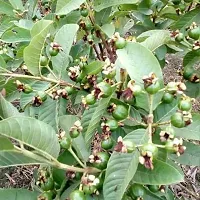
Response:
[101, 137, 114, 150]
[145, 81, 160, 94]
[112, 104, 129, 121]
[97, 82, 112, 98]
[170, 112, 185, 128]
[92, 152, 110, 170]
[49, 47, 59, 56]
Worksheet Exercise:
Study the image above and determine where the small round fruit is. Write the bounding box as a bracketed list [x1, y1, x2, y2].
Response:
[145, 81, 160, 94]
[123, 140, 136, 153]
[23, 84, 33, 94]
[175, 33, 184, 42]
[97, 82, 112, 98]
[70, 190, 86, 200]
[112, 105, 128, 121]
[85, 94, 96, 105]
[141, 143, 158, 157]
[37, 91, 47, 102]
[60, 138, 71, 149]
[40, 177, 54, 191]
[124, 95, 136, 105]
[188, 27, 200, 40]
[65, 86, 75, 95]
[148, 185, 160, 193]
[49, 47, 59, 56]
[104, 69, 116, 79]
[92, 152, 110, 170]
[106, 119, 118, 131]
[115, 37, 126, 49]
[70, 129, 80, 138]
[178, 99, 192, 111]
[101, 138, 114, 150]
[183, 67, 194, 80]
[80, 8, 89, 17]
[162, 92, 174, 104]
[130, 184, 145, 198]
[83, 185, 96, 194]
[171, 112, 185, 128]
[40, 56, 48, 66]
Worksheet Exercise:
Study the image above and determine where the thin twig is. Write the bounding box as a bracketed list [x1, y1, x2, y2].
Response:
[178, 183, 200, 199]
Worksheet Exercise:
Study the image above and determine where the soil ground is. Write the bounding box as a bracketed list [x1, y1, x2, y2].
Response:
[0, 55, 199, 199]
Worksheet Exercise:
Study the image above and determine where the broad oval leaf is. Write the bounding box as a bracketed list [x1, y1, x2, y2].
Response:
[103, 129, 148, 200]
[94, 0, 139, 12]
[116, 42, 163, 86]
[0, 116, 60, 158]
[24, 20, 53, 75]
[0, 189, 39, 200]
[59, 115, 90, 161]
[9, 0, 24, 11]
[133, 159, 184, 185]
[0, 93, 21, 119]
[0, 136, 14, 151]
[56, 0, 85, 15]
[0, 0, 15, 16]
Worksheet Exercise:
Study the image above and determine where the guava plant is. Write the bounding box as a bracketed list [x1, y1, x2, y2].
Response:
[0, 0, 200, 200]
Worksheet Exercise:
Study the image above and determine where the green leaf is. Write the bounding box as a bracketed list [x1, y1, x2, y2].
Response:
[0, 93, 21, 119]
[170, 142, 200, 166]
[183, 50, 200, 68]
[95, 7, 111, 25]
[104, 151, 139, 200]
[0, 189, 39, 199]
[142, 187, 164, 200]
[0, 116, 60, 158]
[0, 136, 14, 151]
[1, 27, 31, 43]
[56, 0, 85, 15]
[94, 0, 139, 12]
[174, 114, 200, 141]
[171, 7, 200, 30]
[24, 20, 53, 75]
[116, 42, 163, 86]
[101, 24, 115, 38]
[82, 92, 114, 147]
[103, 129, 148, 200]
[0, 151, 43, 168]
[0, 0, 15, 16]
[138, 30, 171, 52]
[154, 99, 178, 123]
[185, 81, 200, 98]
[9, 0, 24, 11]
[0, 55, 6, 69]
[133, 159, 184, 185]
[83, 61, 104, 75]
[59, 115, 90, 161]
[14, 19, 34, 30]
[52, 24, 79, 78]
